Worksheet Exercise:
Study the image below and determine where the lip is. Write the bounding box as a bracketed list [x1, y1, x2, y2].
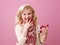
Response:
[24, 18, 32, 21]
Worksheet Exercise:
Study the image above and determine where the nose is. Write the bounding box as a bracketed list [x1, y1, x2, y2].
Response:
[26, 15, 29, 19]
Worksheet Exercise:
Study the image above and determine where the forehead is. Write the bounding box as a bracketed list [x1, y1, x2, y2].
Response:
[22, 9, 32, 13]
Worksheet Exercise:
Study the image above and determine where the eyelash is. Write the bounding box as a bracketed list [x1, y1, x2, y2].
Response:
[24, 14, 26, 15]
[28, 13, 31, 15]
[23, 13, 31, 15]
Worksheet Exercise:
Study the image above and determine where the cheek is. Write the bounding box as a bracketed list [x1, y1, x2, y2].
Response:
[29, 15, 33, 18]
[21, 15, 25, 20]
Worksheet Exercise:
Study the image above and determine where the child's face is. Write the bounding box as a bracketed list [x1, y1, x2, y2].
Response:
[21, 9, 33, 23]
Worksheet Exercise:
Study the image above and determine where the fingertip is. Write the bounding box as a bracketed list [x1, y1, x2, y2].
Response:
[40, 30, 42, 33]
[40, 25, 46, 29]
[46, 24, 49, 27]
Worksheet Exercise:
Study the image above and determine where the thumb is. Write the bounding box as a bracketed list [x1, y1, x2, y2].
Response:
[26, 20, 28, 23]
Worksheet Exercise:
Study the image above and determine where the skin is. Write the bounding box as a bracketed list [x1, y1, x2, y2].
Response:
[21, 9, 34, 37]
[20, 8, 49, 44]
[21, 9, 33, 23]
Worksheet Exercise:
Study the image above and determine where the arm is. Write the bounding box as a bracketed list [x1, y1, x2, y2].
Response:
[15, 24, 27, 45]
[15, 20, 34, 45]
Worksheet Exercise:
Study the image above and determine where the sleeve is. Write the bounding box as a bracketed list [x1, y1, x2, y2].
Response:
[15, 24, 27, 45]
[36, 24, 41, 45]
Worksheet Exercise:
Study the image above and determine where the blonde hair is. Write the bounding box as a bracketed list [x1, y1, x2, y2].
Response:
[15, 4, 37, 25]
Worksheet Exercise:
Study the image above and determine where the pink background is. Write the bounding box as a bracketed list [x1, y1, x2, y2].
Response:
[0, 0, 60, 45]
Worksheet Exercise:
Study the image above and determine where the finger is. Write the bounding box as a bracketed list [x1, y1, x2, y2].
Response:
[40, 30, 42, 33]
[40, 25, 46, 29]
[46, 26, 48, 30]
[30, 23, 33, 26]
[28, 19, 31, 23]
[30, 21, 33, 24]
[26, 20, 27, 23]
[26, 20, 28, 23]
[46, 24, 49, 27]
[41, 28, 47, 33]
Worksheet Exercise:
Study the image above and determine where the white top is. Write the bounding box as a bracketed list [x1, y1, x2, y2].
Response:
[15, 24, 42, 45]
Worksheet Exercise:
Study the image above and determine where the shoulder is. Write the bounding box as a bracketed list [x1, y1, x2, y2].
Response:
[15, 24, 23, 32]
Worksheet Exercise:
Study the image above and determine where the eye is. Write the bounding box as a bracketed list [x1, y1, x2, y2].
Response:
[23, 13, 26, 15]
[28, 13, 32, 15]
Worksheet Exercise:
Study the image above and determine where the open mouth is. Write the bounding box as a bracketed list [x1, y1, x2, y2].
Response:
[25, 18, 32, 21]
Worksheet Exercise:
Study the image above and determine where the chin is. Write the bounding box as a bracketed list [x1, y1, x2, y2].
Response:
[23, 20, 26, 23]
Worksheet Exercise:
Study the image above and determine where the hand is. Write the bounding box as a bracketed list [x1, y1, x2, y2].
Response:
[40, 25, 49, 33]
[22, 20, 33, 37]
[40, 25, 49, 43]
[23, 19, 33, 31]
[28, 29, 35, 37]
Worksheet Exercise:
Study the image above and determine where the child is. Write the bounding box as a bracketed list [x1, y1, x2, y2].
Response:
[15, 4, 49, 45]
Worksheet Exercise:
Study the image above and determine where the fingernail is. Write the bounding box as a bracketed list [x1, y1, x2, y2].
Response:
[40, 26, 46, 29]
[46, 24, 49, 27]
[40, 30, 42, 33]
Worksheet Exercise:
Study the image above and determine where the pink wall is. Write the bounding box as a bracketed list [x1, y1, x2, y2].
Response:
[0, 0, 60, 45]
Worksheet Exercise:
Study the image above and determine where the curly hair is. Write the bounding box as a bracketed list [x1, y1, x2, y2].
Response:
[15, 4, 37, 25]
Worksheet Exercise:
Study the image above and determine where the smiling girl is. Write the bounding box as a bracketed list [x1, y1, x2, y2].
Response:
[15, 4, 48, 45]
